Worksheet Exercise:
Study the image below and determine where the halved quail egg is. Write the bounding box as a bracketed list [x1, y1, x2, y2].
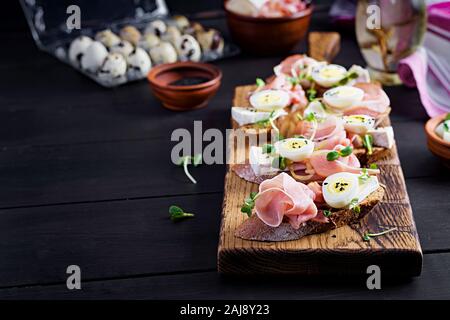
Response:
[322, 172, 360, 209]
[311, 64, 347, 88]
[276, 137, 315, 162]
[343, 115, 375, 135]
[323, 86, 365, 110]
[249, 89, 290, 111]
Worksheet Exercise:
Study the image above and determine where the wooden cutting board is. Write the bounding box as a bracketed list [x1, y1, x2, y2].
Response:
[217, 85, 423, 276]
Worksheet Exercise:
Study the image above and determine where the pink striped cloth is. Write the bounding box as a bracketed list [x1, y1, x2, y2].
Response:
[398, 1, 450, 117]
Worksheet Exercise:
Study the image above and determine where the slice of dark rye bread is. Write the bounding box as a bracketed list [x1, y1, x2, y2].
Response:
[354, 146, 391, 164]
[235, 185, 385, 242]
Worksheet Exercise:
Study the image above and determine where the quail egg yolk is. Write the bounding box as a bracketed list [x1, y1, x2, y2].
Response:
[257, 93, 280, 104]
[285, 139, 308, 150]
[319, 66, 345, 79]
[327, 178, 353, 194]
[336, 86, 357, 97]
[346, 115, 369, 123]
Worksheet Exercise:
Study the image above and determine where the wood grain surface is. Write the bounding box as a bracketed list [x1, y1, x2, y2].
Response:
[218, 85, 423, 276]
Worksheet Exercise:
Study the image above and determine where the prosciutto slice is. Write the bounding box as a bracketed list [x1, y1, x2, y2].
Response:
[308, 149, 379, 178]
[264, 74, 308, 108]
[293, 115, 351, 150]
[273, 54, 305, 76]
[307, 181, 324, 204]
[343, 82, 390, 118]
[255, 173, 318, 229]
[314, 129, 351, 150]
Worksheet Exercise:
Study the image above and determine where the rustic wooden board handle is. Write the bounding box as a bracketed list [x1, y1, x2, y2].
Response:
[308, 31, 341, 62]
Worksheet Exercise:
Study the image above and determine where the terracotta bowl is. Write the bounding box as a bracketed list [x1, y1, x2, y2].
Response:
[425, 113, 450, 167]
[224, 1, 313, 56]
[147, 62, 222, 111]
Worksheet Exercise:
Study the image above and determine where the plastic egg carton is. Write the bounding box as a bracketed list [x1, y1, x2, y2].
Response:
[20, 0, 239, 87]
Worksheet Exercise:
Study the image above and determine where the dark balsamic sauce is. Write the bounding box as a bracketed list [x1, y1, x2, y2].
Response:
[170, 77, 210, 86]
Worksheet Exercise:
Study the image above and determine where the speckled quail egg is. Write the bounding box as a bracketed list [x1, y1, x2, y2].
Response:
[145, 20, 167, 37]
[68, 36, 93, 66]
[110, 40, 134, 58]
[176, 35, 202, 62]
[173, 15, 190, 31]
[185, 22, 204, 36]
[95, 29, 121, 48]
[139, 33, 161, 51]
[98, 53, 127, 79]
[120, 25, 142, 46]
[196, 29, 224, 56]
[311, 64, 347, 88]
[149, 41, 178, 65]
[80, 41, 108, 73]
[161, 25, 181, 46]
[323, 86, 365, 110]
[126, 47, 152, 79]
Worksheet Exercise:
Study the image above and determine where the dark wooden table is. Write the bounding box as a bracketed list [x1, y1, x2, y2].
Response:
[0, 3, 449, 300]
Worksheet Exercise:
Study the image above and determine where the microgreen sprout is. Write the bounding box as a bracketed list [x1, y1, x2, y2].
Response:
[307, 88, 317, 102]
[256, 78, 265, 87]
[255, 110, 275, 128]
[359, 168, 370, 183]
[255, 111, 281, 140]
[169, 205, 195, 222]
[363, 227, 398, 241]
[288, 76, 300, 86]
[369, 163, 378, 169]
[304, 112, 316, 122]
[262, 143, 274, 154]
[177, 153, 202, 184]
[326, 146, 353, 161]
[336, 71, 358, 86]
[349, 198, 361, 214]
[323, 210, 332, 217]
[241, 192, 259, 217]
[363, 134, 374, 155]
[271, 156, 287, 170]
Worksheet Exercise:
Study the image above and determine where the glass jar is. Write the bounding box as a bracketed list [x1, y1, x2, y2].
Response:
[355, 0, 427, 85]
